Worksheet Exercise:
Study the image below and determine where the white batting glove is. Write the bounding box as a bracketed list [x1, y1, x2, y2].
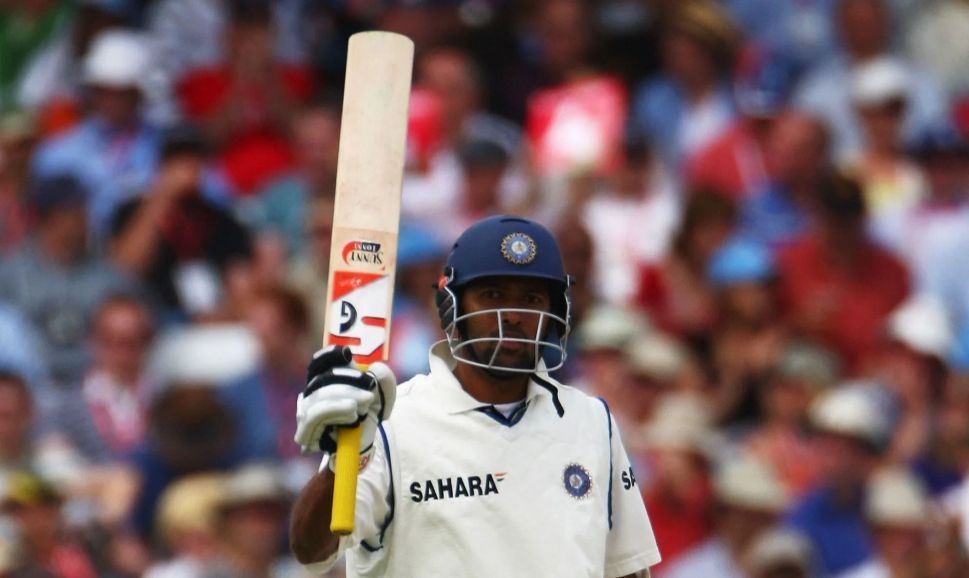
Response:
[294, 346, 397, 464]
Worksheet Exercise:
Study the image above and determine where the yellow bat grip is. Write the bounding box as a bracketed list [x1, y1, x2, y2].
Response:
[331, 424, 363, 535]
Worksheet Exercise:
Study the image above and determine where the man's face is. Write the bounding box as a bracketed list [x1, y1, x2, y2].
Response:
[459, 277, 552, 372]
[89, 85, 141, 128]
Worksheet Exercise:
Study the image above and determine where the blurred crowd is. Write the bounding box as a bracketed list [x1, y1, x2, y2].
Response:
[1, 0, 969, 577]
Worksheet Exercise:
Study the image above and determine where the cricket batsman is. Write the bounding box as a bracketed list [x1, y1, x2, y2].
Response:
[291, 215, 662, 577]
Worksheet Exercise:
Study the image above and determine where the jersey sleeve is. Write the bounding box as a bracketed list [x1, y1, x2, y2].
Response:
[299, 426, 394, 575]
[604, 414, 662, 578]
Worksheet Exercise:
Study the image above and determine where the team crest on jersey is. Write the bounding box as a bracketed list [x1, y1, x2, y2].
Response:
[563, 464, 592, 499]
[501, 232, 537, 265]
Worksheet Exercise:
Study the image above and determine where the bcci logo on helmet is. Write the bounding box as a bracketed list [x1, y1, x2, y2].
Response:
[342, 241, 384, 265]
[500, 232, 537, 265]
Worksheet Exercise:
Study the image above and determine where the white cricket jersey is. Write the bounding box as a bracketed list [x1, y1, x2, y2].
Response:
[305, 343, 661, 577]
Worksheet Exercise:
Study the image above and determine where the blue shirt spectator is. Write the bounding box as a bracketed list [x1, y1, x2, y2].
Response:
[786, 485, 873, 575]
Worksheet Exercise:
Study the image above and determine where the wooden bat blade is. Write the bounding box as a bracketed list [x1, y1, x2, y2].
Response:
[326, 31, 414, 536]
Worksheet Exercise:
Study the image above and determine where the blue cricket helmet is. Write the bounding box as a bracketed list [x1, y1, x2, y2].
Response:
[444, 215, 569, 290]
[437, 215, 572, 374]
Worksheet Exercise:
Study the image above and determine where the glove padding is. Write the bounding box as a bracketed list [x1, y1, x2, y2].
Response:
[294, 346, 397, 457]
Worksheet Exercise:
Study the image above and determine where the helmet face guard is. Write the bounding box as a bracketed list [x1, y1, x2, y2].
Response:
[436, 215, 573, 374]
[438, 282, 571, 374]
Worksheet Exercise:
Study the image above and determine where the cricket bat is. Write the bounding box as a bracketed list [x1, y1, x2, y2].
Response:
[324, 31, 414, 535]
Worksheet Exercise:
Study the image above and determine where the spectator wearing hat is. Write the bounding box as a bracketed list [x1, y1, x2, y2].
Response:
[837, 467, 931, 578]
[0, 111, 39, 253]
[707, 237, 786, 429]
[905, 0, 969, 100]
[744, 341, 840, 498]
[842, 57, 928, 252]
[631, 0, 738, 169]
[737, 111, 832, 251]
[201, 463, 298, 578]
[660, 454, 791, 578]
[743, 526, 817, 578]
[794, 0, 948, 160]
[787, 383, 893, 575]
[686, 44, 798, 201]
[572, 303, 651, 401]
[642, 393, 719, 570]
[175, 0, 314, 196]
[1, 470, 97, 578]
[129, 323, 259, 539]
[31, 28, 162, 240]
[776, 171, 909, 370]
[582, 132, 681, 305]
[635, 191, 737, 341]
[0, 174, 131, 385]
[144, 473, 225, 578]
[109, 125, 253, 321]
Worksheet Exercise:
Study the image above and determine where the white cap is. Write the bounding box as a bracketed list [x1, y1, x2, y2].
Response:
[221, 463, 289, 509]
[147, 324, 262, 387]
[575, 304, 650, 352]
[714, 455, 789, 512]
[809, 382, 891, 449]
[851, 57, 909, 107]
[866, 467, 929, 527]
[83, 29, 151, 90]
[624, 332, 688, 382]
[745, 527, 814, 574]
[645, 393, 718, 457]
[887, 294, 954, 359]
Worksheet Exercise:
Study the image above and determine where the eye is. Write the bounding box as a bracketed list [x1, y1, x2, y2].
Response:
[526, 293, 548, 306]
[481, 289, 502, 300]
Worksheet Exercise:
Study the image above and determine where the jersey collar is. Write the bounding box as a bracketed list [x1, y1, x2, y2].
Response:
[428, 341, 561, 417]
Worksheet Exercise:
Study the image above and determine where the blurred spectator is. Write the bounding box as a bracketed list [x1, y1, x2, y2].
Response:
[525, 0, 627, 183]
[219, 285, 311, 462]
[201, 463, 297, 578]
[631, 0, 738, 169]
[787, 383, 893, 575]
[237, 103, 341, 258]
[582, 134, 681, 304]
[738, 111, 831, 250]
[794, 0, 949, 159]
[148, 0, 306, 92]
[844, 57, 928, 251]
[0, 372, 37, 482]
[896, 135, 969, 325]
[743, 526, 817, 578]
[838, 467, 931, 578]
[707, 238, 785, 429]
[573, 303, 650, 399]
[0, 0, 73, 114]
[643, 393, 718, 569]
[16, 0, 144, 133]
[744, 341, 840, 497]
[686, 45, 798, 201]
[130, 324, 260, 539]
[636, 191, 736, 345]
[405, 47, 525, 233]
[176, 0, 314, 195]
[0, 174, 131, 385]
[31, 29, 160, 240]
[905, 0, 969, 99]
[1, 470, 97, 578]
[0, 301, 48, 391]
[724, 0, 837, 75]
[388, 225, 445, 381]
[659, 454, 790, 578]
[109, 126, 253, 321]
[39, 294, 154, 465]
[776, 172, 909, 369]
[0, 111, 38, 253]
[144, 473, 225, 578]
[286, 195, 332, 347]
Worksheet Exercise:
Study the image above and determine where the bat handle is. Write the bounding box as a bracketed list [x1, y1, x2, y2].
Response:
[330, 424, 363, 535]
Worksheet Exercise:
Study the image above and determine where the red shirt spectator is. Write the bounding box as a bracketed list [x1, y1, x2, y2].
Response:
[686, 119, 771, 200]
